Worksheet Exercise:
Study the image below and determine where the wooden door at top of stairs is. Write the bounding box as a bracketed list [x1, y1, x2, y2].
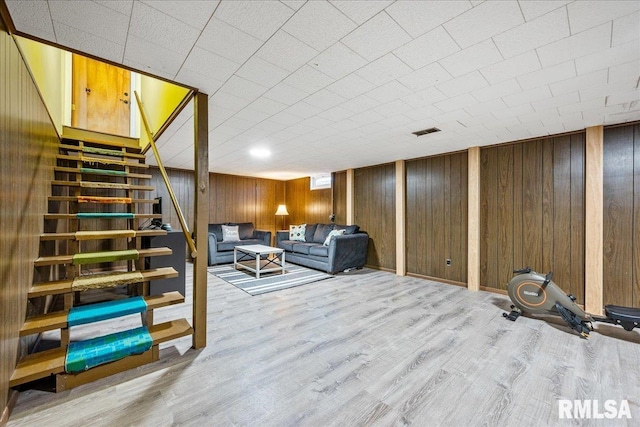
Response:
[72, 55, 131, 137]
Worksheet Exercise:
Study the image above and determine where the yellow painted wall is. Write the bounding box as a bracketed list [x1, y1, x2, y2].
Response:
[15, 36, 66, 135]
[138, 76, 190, 148]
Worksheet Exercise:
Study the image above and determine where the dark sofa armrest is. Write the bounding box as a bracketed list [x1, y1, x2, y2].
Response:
[276, 230, 289, 247]
[207, 232, 219, 265]
[327, 233, 369, 274]
[253, 229, 272, 246]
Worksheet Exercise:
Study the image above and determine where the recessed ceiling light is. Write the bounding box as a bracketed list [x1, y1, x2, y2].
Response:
[249, 148, 271, 158]
[412, 127, 441, 137]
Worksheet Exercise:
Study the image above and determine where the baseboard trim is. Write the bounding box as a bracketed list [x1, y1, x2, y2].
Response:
[406, 272, 467, 288]
[479, 286, 508, 295]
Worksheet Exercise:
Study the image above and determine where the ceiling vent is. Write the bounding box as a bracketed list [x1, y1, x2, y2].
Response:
[412, 127, 441, 137]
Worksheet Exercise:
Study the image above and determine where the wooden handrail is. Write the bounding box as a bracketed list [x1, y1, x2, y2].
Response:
[134, 91, 198, 258]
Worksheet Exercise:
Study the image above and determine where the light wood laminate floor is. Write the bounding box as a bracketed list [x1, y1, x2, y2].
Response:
[8, 263, 640, 426]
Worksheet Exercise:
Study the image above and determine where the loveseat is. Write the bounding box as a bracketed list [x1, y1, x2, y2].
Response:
[276, 223, 369, 274]
[207, 222, 271, 265]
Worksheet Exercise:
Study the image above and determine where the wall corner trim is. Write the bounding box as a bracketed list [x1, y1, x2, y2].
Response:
[467, 147, 481, 291]
[585, 125, 604, 315]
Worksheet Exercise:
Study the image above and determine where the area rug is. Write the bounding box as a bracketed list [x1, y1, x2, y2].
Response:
[208, 264, 333, 296]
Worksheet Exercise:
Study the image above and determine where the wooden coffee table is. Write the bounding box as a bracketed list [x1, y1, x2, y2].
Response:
[233, 244, 285, 279]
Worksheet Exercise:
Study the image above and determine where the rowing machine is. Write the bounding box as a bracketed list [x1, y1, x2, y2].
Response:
[503, 267, 640, 338]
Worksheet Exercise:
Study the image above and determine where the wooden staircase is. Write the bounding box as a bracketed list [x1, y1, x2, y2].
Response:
[11, 132, 192, 392]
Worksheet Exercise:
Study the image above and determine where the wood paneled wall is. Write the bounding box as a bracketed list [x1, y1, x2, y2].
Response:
[332, 171, 347, 225]
[354, 163, 396, 271]
[406, 153, 468, 283]
[480, 134, 585, 301]
[285, 177, 332, 227]
[148, 167, 195, 232]
[603, 124, 640, 308]
[1, 27, 59, 417]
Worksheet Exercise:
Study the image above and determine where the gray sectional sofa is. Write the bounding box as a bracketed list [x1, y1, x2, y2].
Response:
[276, 223, 369, 274]
[207, 222, 271, 265]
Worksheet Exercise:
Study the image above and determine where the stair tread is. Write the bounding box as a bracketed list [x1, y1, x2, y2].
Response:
[54, 166, 151, 179]
[56, 154, 148, 169]
[49, 196, 156, 203]
[45, 213, 159, 219]
[34, 247, 172, 267]
[40, 229, 166, 241]
[10, 318, 191, 387]
[50, 181, 154, 190]
[29, 267, 178, 297]
[59, 143, 146, 159]
[21, 292, 185, 336]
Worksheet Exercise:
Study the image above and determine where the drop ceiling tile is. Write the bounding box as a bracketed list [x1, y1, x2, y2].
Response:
[210, 90, 253, 112]
[246, 97, 288, 116]
[373, 100, 414, 117]
[141, 0, 218, 30]
[608, 60, 640, 84]
[299, 116, 334, 129]
[465, 98, 509, 116]
[95, 0, 133, 16]
[256, 30, 319, 73]
[283, 1, 356, 51]
[341, 12, 411, 61]
[612, 11, 640, 46]
[332, 118, 361, 131]
[6, 0, 55, 40]
[329, 0, 393, 24]
[175, 68, 224, 95]
[214, 0, 293, 41]
[604, 109, 640, 124]
[283, 65, 335, 94]
[285, 101, 324, 119]
[434, 93, 479, 113]
[575, 40, 640, 75]
[281, 1, 306, 11]
[503, 86, 552, 107]
[531, 91, 580, 111]
[581, 81, 637, 101]
[197, 17, 263, 64]
[549, 69, 608, 96]
[492, 103, 534, 119]
[440, 39, 504, 77]
[386, 1, 472, 38]
[223, 116, 257, 132]
[124, 35, 186, 77]
[219, 75, 269, 102]
[568, 0, 640, 34]
[393, 26, 460, 71]
[318, 106, 354, 121]
[182, 47, 240, 82]
[494, 8, 570, 59]
[233, 107, 271, 124]
[263, 83, 309, 105]
[303, 89, 347, 110]
[48, 0, 129, 45]
[518, 0, 571, 21]
[340, 94, 380, 114]
[480, 50, 541, 84]
[606, 89, 640, 106]
[436, 71, 489, 97]
[366, 81, 413, 104]
[209, 106, 236, 128]
[349, 110, 388, 126]
[326, 74, 377, 99]
[471, 79, 522, 102]
[397, 62, 452, 91]
[236, 56, 289, 88]
[307, 42, 367, 80]
[53, 22, 124, 63]
[401, 87, 447, 108]
[558, 98, 604, 115]
[130, 2, 201, 55]
[355, 53, 413, 86]
[517, 60, 576, 90]
[536, 23, 611, 67]
[444, 1, 524, 49]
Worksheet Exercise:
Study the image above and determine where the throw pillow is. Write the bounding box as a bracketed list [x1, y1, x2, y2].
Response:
[221, 225, 240, 242]
[289, 224, 306, 241]
[323, 229, 345, 246]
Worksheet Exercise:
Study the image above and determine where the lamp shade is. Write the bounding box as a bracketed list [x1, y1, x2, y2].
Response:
[275, 204, 289, 216]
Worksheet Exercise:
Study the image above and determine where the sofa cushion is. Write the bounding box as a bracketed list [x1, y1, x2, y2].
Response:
[324, 229, 346, 245]
[230, 222, 255, 240]
[217, 239, 264, 252]
[208, 223, 227, 242]
[334, 224, 360, 234]
[305, 223, 318, 242]
[309, 245, 329, 257]
[278, 240, 295, 251]
[292, 243, 317, 255]
[221, 225, 239, 242]
[289, 224, 306, 241]
[313, 223, 334, 244]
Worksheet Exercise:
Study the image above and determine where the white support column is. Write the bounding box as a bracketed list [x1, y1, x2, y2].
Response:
[396, 160, 406, 276]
